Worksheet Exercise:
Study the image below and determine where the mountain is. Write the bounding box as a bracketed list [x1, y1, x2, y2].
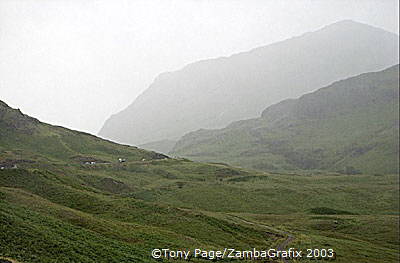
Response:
[0, 99, 270, 262]
[171, 65, 400, 175]
[99, 20, 399, 152]
[1, 99, 399, 262]
[0, 100, 167, 164]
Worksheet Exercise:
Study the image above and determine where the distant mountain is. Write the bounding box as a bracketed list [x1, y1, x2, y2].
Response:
[171, 65, 400, 175]
[99, 20, 399, 152]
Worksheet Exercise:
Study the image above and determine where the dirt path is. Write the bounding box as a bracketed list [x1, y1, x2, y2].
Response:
[276, 235, 295, 263]
[229, 215, 295, 263]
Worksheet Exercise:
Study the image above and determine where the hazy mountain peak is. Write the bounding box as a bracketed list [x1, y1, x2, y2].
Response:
[99, 21, 399, 151]
[326, 19, 366, 27]
[318, 19, 396, 34]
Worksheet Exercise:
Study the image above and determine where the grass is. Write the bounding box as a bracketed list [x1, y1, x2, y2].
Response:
[0, 98, 399, 262]
[235, 213, 399, 262]
[0, 161, 398, 262]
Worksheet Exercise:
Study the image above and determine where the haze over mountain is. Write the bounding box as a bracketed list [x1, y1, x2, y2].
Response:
[172, 65, 400, 175]
[99, 20, 399, 152]
[2, 0, 398, 134]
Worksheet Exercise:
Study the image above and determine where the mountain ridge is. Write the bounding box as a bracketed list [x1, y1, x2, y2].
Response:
[99, 20, 399, 151]
[171, 64, 400, 174]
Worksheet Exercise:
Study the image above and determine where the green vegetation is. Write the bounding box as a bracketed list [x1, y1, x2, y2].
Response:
[235, 213, 399, 263]
[172, 65, 399, 175]
[0, 98, 398, 262]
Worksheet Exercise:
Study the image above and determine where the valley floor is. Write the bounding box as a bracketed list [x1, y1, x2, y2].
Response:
[0, 157, 398, 262]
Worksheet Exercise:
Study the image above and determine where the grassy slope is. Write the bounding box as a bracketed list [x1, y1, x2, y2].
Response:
[0, 100, 398, 262]
[171, 65, 399, 175]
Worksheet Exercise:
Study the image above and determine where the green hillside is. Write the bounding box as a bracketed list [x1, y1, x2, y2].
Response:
[172, 65, 399, 175]
[0, 99, 398, 262]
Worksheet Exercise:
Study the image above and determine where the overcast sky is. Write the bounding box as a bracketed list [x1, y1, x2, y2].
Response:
[0, 0, 398, 134]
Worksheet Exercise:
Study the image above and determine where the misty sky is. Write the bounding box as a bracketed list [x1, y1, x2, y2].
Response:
[0, 0, 399, 134]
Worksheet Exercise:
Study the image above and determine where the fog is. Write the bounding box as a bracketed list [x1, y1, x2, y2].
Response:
[0, 0, 398, 134]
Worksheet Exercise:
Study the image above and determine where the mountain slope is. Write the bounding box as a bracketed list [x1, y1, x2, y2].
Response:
[0, 100, 274, 262]
[99, 20, 399, 151]
[0, 100, 168, 164]
[1, 99, 399, 262]
[172, 65, 400, 175]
